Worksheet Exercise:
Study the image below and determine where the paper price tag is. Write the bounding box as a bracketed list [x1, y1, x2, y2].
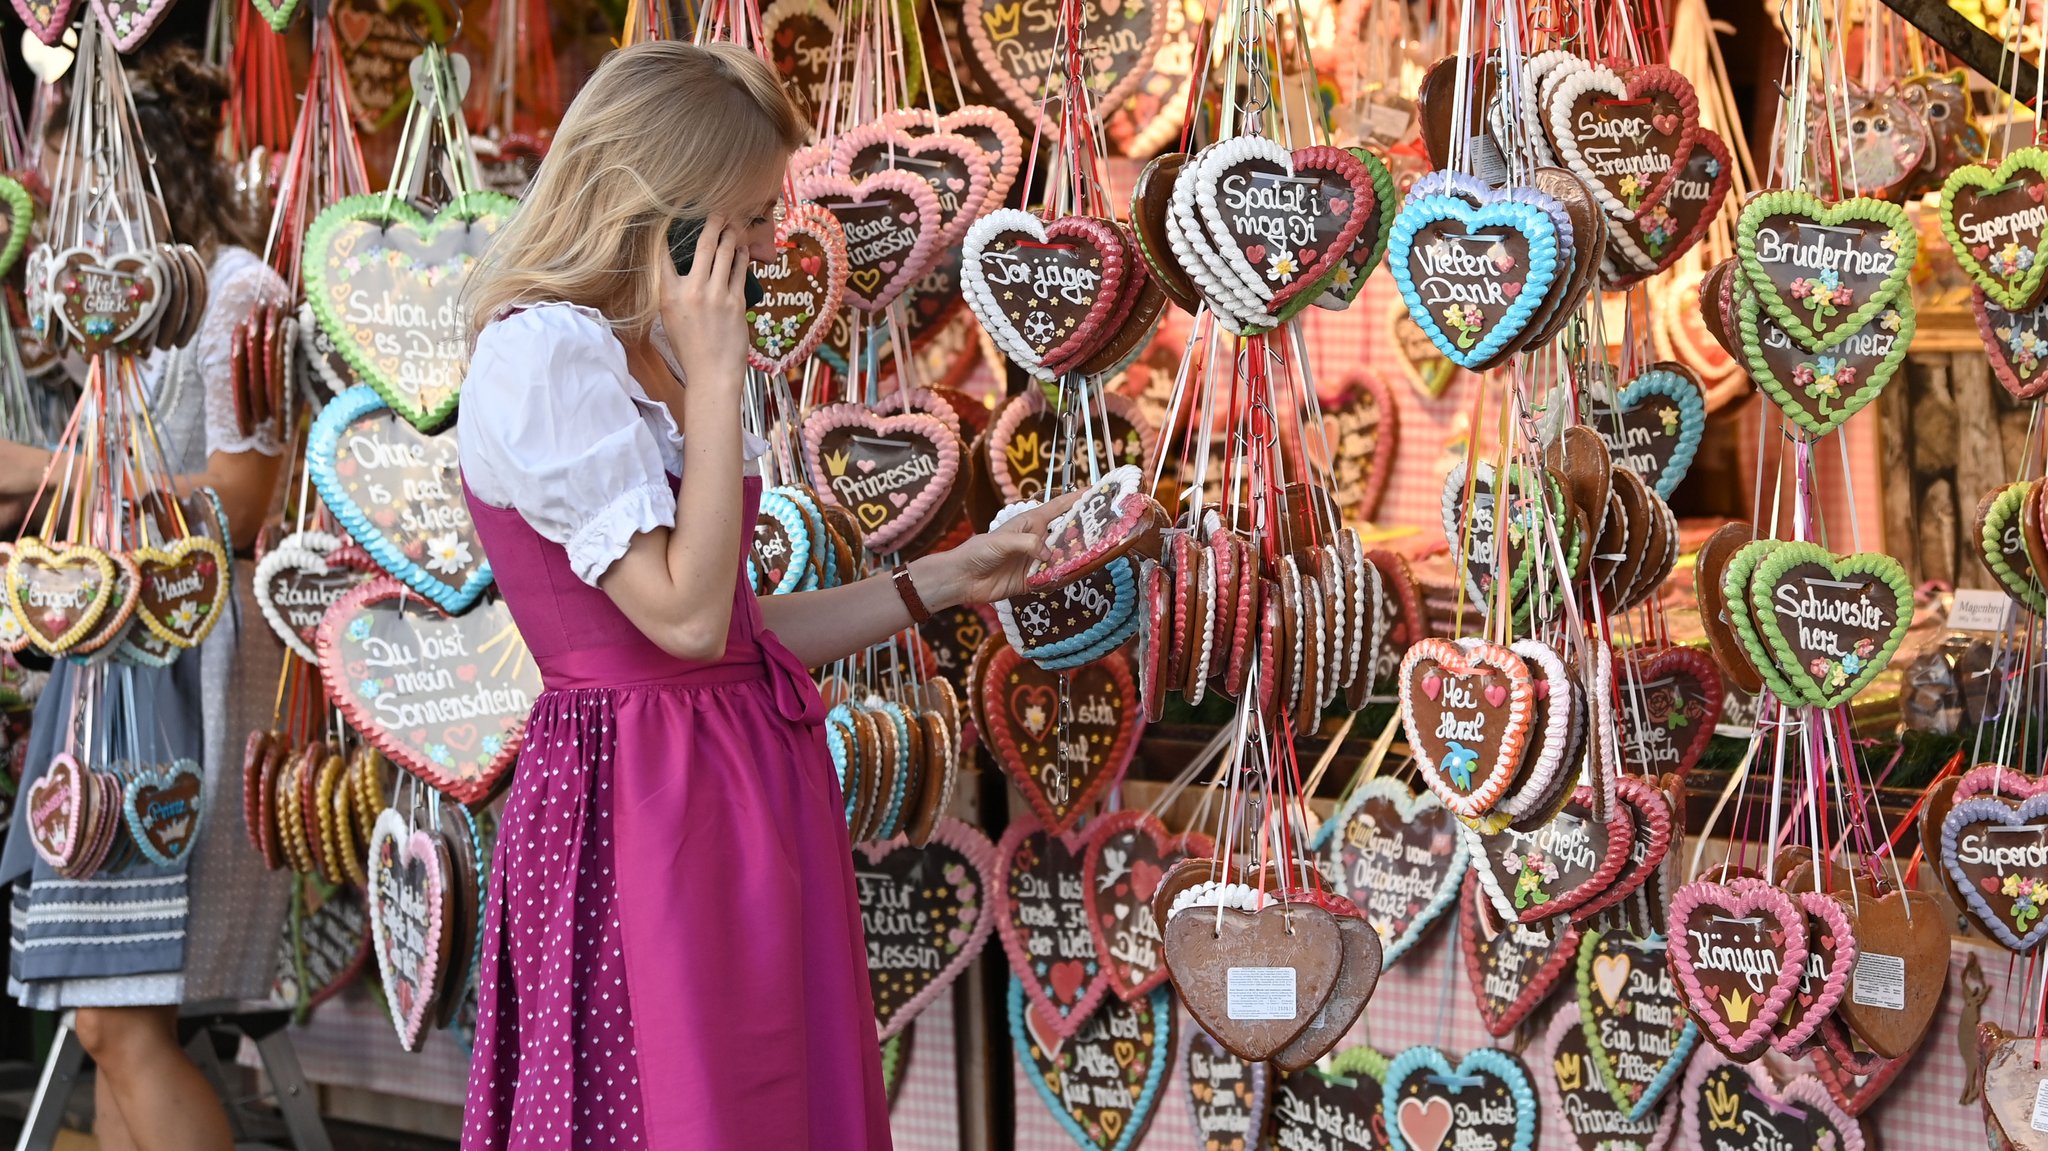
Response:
[1852, 952, 1906, 1011]
[1227, 966, 1297, 1021]
[2031, 1078, 2048, 1132]
[1951, 588, 2014, 634]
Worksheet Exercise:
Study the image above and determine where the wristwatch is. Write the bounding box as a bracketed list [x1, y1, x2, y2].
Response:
[891, 564, 932, 624]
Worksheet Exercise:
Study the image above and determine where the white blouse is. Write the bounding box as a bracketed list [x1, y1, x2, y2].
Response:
[459, 302, 768, 586]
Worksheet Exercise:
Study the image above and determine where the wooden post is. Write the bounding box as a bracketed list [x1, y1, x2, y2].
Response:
[1954, 353, 2006, 589]
[1879, 360, 1918, 580]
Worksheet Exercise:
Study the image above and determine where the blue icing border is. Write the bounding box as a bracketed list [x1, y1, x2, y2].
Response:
[1008, 977, 1171, 1151]
[1388, 195, 1561, 370]
[755, 488, 814, 597]
[1308, 775, 1469, 968]
[308, 386, 494, 614]
[1608, 368, 1705, 500]
[122, 759, 203, 868]
[1382, 1044, 1537, 1151]
[1010, 558, 1138, 664]
[875, 701, 912, 839]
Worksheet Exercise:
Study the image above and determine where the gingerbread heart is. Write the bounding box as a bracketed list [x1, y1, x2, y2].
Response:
[132, 537, 229, 650]
[1164, 901, 1344, 1062]
[747, 204, 846, 375]
[798, 171, 943, 314]
[1383, 1045, 1537, 1151]
[1940, 147, 2048, 311]
[1399, 638, 1535, 818]
[367, 807, 451, 1052]
[961, 210, 1129, 379]
[1461, 872, 1579, 1037]
[1738, 289, 1911, 439]
[1665, 879, 1809, 1058]
[1309, 776, 1468, 967]
[1591, 363, 1706, 499]
[1544, 62, 1700, 220]
[316, 578, 537, 807]
[1390, 194, 1563, 369]
[1182, 1028, 1271, 1151]
[52, 246, 162, 353]
[1188, 137, 1378, 316]
[1605, 130, 1733, 285]
[1807, 1018, 1908, 1116]
[122, 760, 203, 867]
[987, 389, 1154, 504]
[1735, 191, 1916, 353]
[976, 639, 1139, 833]
[1619, 646, 1724, 779]
[1538, 1000, 1672, 1151]
[994, 817, 1111, 1037]
[1024, 465, 1166, 591]
[1943, 793, 2048, 953]
[964, 0, 1165, 135]
[1974, 286, 2048, 401]
[801, 403, 962, 556]
[1681, 1051, 1864, 1151]
[8, 539, 116, 655]
[1009, 977, 1173, 1151]
[852, 817, 998, 1040]
[1576, 929, 1698, 1121]
[1745, 543, 1913, 709]
[834, 125, 993, 248]
[24, 752, 84, 871]
[1083, 810, 1210, 1001]
[1272, 1049, 1390, 1150]
[1467, 787, 1634, 924]
[255, 532, 381, 663]
[308, 385, 493, 613]
[304, 192, 515, 432]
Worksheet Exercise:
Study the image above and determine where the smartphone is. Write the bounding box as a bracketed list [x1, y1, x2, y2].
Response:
[669, 216, 765, 308]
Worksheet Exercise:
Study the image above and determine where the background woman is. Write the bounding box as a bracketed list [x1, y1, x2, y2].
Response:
[0, 43, 292, 1151]
[460, 41, 1069, 1148]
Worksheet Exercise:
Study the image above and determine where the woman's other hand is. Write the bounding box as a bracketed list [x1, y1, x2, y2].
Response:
[912, 491, 1084, 608]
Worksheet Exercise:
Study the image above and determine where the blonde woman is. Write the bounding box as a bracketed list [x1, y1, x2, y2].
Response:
[459, 43, 1064, 1147]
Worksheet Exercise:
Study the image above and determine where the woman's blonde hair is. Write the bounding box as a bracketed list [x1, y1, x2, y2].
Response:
[465, 42, 806, 344]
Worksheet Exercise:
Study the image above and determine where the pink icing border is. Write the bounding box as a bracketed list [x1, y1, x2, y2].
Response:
[1954, 761, 2048, 802]
[25, 753, 84, 870]
[830, 124, 994, 249]
[795, 171, 942, 314]
[313, 577, 527, 807]
[1622, 646, 1726, 781]
[855, 817, 1000, 1041]
[1025, 465, 1160, 591]
[1468, 785, 1634, 925]
[1809, 1016, 1909, 1115]
[1679, 1047, 1865, 1151]
[748, 203, 848, 375]
[960, 0, 1165, 136]
[799, 403, 962, 556]
[367, 810, 448, 1053]
[1665, 879, 1810, 1059]
[1533, 997, 1676, 1151]
[993, 814, 1112, 1038]
[1767, 885, 1857, 1054]
[937, 106, 1025, 208]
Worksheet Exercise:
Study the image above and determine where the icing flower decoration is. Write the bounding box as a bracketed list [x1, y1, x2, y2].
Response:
[1442, 303, 1485, 349]
[2012, 327, 2047, 375]
[1989, 240, 2037, 280]
[167, 602, 199, 632]
[1440, 740, 1479, 789]
[347, 617, 372, 642]
[1618, 173, 1644, 210]
[2002, 873, 2048, 929]
[1266, 250, 1300, 283]
[1639, 204, 1675, 255]
[1879, 228, 1904, 255]
[425, 534, 473, 575]
[1504, 849, 1557, 908]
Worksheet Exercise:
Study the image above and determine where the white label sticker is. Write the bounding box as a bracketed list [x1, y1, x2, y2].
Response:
[1852, 952, 1906, 1011]
[1951, 589, 2014, 634]
[2032, 1079, 2048, 1132]
[1226, 966, 1297, 1021]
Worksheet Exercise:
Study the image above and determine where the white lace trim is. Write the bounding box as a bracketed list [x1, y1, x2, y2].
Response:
[198, 248, 292, 458]
[565, 479, 677, 586]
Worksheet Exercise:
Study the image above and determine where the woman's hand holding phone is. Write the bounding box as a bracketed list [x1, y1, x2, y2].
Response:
[659, 216, 750, 390]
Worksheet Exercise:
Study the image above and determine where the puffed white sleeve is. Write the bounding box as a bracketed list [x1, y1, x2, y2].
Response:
[459, 304, 675, 586]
